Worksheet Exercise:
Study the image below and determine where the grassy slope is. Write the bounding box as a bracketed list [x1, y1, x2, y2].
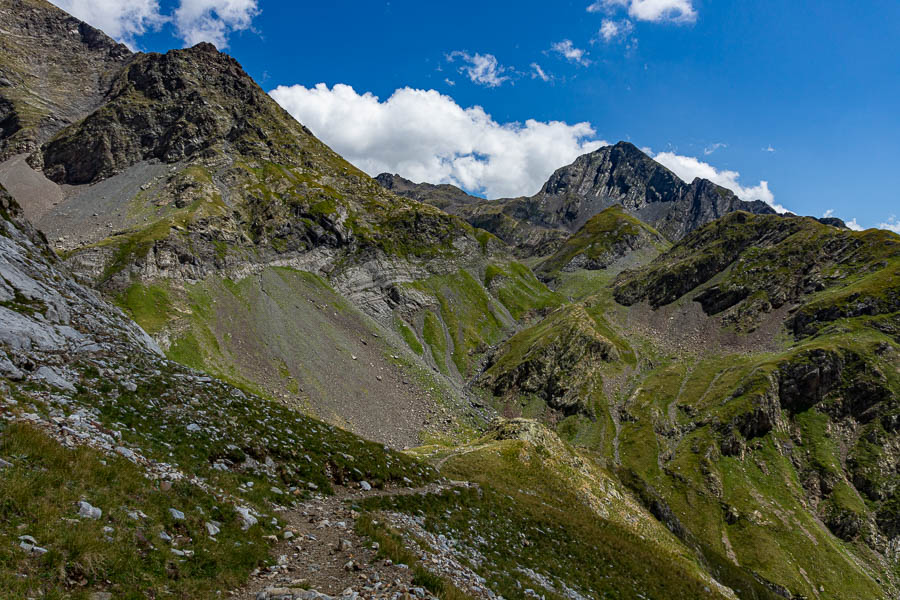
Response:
[400, 263, 563, 379]
[114, 267, 472, 445]
[536, 206, 669, 281]
[612, 328, 896, 599]
[384, 426, 756, 600]
[1, 357, 437, 599]
[0, 424, 269, 600]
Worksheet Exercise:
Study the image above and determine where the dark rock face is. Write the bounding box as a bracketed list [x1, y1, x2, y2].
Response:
[378, 142, 776, 256]
[34, 42, 294, 184]
[777, 349, 844, 413]
[0, 0, 132, 159]
[518, 143, 775, 241]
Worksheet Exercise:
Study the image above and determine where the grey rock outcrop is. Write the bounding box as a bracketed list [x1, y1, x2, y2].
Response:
[0, 185, 161, 378]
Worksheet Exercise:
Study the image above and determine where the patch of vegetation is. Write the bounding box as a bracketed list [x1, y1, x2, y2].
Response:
[537, 206, 668, 281]
[115, 282, 175, 335]
[395, 318, 424, 355]
[484, 261, 563, 320]
[0, 423, 271, 599]
[423, 310, 449, 375]
[365, 433, 740, 600]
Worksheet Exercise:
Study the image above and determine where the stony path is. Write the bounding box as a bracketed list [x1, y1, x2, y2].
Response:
[232, 483, 454, 600]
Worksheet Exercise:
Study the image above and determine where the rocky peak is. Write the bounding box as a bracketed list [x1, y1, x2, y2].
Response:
[32, 41, 299, 184]
[376, 141, 776, 257]
[0, 0, 132, 159]
[538, 141, 680, 203]
[527, 141, 774, 240]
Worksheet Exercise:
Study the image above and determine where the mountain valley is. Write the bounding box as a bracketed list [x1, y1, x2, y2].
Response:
[0, 2, 898, 599]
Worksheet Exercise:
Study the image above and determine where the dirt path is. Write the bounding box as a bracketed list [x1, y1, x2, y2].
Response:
[233, 483, 454, 600]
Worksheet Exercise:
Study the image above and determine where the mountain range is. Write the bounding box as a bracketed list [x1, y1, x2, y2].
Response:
[0, 1, 898, 599]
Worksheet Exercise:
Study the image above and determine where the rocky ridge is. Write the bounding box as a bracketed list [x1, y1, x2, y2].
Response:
[378, 141, 776, 257]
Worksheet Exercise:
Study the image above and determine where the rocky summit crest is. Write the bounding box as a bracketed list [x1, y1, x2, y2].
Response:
[378, 141, 776, 257]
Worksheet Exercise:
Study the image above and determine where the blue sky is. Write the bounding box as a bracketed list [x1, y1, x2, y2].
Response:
[53, 1, 900, 231]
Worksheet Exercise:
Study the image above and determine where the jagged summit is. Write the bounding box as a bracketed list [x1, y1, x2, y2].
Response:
[377, 140, 775, 256]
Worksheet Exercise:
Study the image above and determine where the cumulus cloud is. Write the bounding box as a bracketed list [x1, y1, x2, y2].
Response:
[879, 216, 900, 234]
[49, 0, 165, 47]
[531, 63, 551, 82]
[822, 209, 835, 218]
[846, 218, 864, 231]
[447, 52, 509, 87]
[551, 40, 591, 66]
[49, 0, 259, 48]
[598, 19, 634, 43]
[588, 0, 696, 23]
[173, 0, 259, 48]
[653, 151, 785, 213]
[763, 145, 776, 152]
[269, 83, 605, 198]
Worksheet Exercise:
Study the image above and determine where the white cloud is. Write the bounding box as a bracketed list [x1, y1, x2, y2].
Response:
[531, 63, 551, 82]
[822, 209, 835, 218]
[653, 151, 786, 213]
[49, 0, 259, 49]
[599, 19, 634, 43]
[49, 0, 165, 47]
[763, 145, 776, 152]
[551, 40, 591, 66]
[879, 216, 900, 234]
[588, 0, 696, 23]
[173, 0, 259, 48]
[269, 83, 605, 199]
[703, 142, 727, 155]
[846, 218, 864, 231]
[447, 52, 509, 87]
[628, 0, 696, 23]
[444, 78, 456, 86]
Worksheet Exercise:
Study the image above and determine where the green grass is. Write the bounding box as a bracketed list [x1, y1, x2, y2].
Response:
[366, 434, 740, 600]
[115, 283, 175, 335]
[423, 310, 449, 375]
[396, 318, 424, 355]
[0, 423, 271, 599]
